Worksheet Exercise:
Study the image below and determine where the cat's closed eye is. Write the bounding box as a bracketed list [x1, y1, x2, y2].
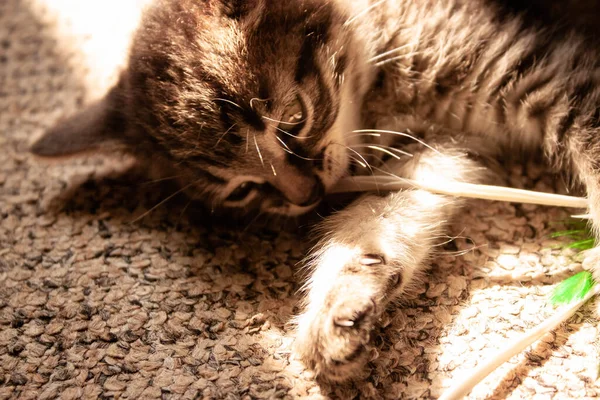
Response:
[225, 181, 261, 203]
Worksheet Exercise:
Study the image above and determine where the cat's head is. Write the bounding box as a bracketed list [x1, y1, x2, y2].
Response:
[31, 0, 373, 217]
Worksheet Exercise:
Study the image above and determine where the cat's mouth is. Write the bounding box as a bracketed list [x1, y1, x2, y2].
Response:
[265, 202, 321, 217]
[261, 181, 325, 216]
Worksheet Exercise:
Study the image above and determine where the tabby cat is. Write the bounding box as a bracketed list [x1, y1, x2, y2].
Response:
[31, 0, 600, 382]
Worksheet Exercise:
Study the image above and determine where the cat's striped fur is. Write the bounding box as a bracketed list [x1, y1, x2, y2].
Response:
[32, 0, 600, 381]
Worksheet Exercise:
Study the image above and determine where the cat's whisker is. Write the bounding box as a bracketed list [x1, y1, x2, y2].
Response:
[449, 111, 461, 121]
[178, 128, 205, 160]
[346, 149, 374, 174]
[343, 0, 387, 27]
[253, 133, 265, 168]
[261, 115, 306, 126]
[347, 132, 381, 139]
[348, 155, 368, 169]
[275, 135, 295, 154]
[355, 151, 389, 170]
[270, 162, 277, 176]
[170, 128, 203, 162]
[214, 123, 238, 148]
[353, 129, 441, 154]
[272, 123, 304, 138]
[245, 128, 250, 154]
[352, 145, 403, 160]
[432, 229, 486, 256]
[377, 144, 413, 158]
[266, 120, 316, 139]
[263, 116, 303, 126]
[352, 144, 413, 159]
[243, 211, 264, 232]
[330, 141, 375, 177]
[175, 198, 194, 230]
[274, 135, 320, 162]
[429, 228, 471, 248]
[249, 97, 271, 110]
[344, 163, 407, 188]
[438, 245, 486, 257]
[130, 180, 199, 223]
[141, 174, 184, 185]
[213, 97, 243, 109]
[368, 43, 412, 63]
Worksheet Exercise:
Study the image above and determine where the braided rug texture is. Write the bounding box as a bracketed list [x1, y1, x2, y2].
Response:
[1, 1, 600, 398]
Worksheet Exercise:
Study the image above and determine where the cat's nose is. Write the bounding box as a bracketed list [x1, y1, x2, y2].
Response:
[270, 157, 326, 207]
[279, 177, 324, 207]
[298, 180, 324, 207]
[272, 166, 324, 207]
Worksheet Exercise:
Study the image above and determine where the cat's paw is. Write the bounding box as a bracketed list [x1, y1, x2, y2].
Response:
[294, 254, 392, 382]
[294, 293, 377, 381]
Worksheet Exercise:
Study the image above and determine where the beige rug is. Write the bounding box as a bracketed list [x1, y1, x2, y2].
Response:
[2, 1, 600, 398]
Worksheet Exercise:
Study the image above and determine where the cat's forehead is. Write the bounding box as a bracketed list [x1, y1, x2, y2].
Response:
[196, 1, 341, 84]
[179, 1, 345, 121]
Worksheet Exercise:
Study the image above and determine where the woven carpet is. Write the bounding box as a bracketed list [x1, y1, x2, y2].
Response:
[2, 1, 600, 398]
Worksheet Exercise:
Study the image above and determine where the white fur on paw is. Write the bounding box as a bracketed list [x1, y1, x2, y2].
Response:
[295, 251, 396, 382]
[294, 292, 377, 381]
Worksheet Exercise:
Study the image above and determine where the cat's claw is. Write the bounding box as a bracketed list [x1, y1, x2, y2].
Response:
[331, 297, 376, 331]
[360, 254, 385, 265]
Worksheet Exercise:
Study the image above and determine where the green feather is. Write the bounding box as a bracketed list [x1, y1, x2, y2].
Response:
[549, 221, 595, 251]
[550, 271, 596, 306]
[550, 229, 589, 239]
[565, 238, 596, 250]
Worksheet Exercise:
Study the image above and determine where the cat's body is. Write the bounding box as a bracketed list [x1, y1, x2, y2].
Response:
[32, 0, 600, 382]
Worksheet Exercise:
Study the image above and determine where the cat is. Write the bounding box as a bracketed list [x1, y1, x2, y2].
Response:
[31, 0, 600, 382]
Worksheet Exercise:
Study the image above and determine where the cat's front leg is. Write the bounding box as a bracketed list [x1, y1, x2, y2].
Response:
[294, 146, 486, 381]
[294, 190, 457, 381]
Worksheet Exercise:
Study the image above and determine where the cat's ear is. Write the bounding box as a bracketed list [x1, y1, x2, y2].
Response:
[30, 85, 128, 158]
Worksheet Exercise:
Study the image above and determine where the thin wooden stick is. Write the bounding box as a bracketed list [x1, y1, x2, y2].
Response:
[332, 176, 588, 209]
[438, 284, 600, 400]
[571, 214, 591, 219]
